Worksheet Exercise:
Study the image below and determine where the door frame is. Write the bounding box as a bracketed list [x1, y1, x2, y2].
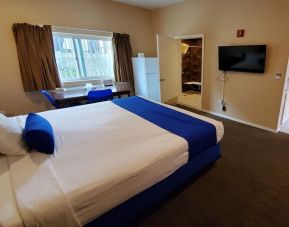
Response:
[277, 57, 289, 132]
[174, 34, 205, 109]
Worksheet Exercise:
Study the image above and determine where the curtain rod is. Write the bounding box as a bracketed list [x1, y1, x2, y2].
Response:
[51, 25, 113, 34]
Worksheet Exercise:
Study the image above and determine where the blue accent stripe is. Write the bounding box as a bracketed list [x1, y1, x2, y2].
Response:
[112, 96, 217, 159]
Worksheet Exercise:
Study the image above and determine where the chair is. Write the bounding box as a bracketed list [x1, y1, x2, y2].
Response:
[87, 89, 113, 103]
[41, 90, 60, 109]
[41, 90, 84, 108]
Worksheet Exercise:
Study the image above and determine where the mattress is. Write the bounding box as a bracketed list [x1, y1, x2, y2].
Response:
[0, 100, 224, 226]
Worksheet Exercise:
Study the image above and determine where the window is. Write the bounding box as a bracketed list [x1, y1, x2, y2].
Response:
[52, 31, 114, 82]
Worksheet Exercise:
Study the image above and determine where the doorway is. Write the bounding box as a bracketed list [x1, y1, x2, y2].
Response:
[278, 57, 289, 133]
[177, 35, 204, 109]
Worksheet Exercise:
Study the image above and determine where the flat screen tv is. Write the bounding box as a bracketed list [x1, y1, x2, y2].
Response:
[218, 45, 266, 73]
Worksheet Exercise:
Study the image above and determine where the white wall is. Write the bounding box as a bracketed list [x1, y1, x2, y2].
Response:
[152, 0, 289, 129]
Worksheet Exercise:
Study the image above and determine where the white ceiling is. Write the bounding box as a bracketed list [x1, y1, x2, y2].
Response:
[113, 0, 185, 10]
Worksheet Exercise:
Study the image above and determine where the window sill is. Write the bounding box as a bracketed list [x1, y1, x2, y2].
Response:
[61, 79, 112, 88]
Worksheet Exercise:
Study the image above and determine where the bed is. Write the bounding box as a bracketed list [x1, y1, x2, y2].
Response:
[0, 96, 223, 227]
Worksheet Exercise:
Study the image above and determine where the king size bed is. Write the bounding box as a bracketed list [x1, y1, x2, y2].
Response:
[0, 96, 224, 227]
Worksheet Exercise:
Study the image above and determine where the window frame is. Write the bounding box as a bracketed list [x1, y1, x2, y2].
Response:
[52, 27, 114, 85]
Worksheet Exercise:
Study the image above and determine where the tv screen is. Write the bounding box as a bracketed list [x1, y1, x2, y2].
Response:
[218, 45, 266, 73]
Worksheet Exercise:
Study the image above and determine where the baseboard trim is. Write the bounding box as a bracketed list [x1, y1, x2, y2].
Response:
[200, 109, 277, 133]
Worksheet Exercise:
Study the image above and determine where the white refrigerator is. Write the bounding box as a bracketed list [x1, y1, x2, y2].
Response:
[132, 57, 161, 102]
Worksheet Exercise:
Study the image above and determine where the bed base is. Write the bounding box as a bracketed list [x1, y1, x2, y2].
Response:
[85, 143, 221, 227]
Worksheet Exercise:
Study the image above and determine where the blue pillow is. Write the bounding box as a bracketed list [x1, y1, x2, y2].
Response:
[23, 113, 55, 154]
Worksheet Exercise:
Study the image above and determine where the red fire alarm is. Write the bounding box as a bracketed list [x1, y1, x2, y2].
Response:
[237, 29, 245, 38]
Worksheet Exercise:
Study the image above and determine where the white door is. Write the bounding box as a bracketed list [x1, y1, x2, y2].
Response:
[281, 58, 289, 124]
[282, 93, 289, 124]
[157, 34, 181, 103]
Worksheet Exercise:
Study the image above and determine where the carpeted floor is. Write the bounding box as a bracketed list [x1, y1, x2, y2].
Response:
[178, 93, 202, 110]
[138, 107, 289, 227]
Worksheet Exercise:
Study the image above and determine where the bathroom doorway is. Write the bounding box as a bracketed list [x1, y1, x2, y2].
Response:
[177, 35, 204, 109]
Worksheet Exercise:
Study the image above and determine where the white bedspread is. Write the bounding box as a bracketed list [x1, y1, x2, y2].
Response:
[0, 156, 23, 227]
[0, 100, 224, 226]
[6, 153, 81, 227]
[43, 102, 189, 224]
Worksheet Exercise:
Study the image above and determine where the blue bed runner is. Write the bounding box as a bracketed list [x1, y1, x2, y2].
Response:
[112, 96, 217, 159]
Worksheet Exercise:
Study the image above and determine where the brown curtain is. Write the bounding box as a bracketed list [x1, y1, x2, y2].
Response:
[112, 33, 134, 92]
[12, 23, 61, 91]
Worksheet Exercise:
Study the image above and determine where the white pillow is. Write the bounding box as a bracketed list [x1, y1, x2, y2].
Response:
[0, 114, 27, 156]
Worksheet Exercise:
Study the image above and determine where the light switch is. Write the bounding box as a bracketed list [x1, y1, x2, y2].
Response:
[275, 72, 281, 80]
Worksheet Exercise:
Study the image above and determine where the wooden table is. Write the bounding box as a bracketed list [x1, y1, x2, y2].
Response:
[51, 83, 131, 108]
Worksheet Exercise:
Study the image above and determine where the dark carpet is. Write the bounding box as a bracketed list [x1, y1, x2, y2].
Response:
[138, 107, 289, 227]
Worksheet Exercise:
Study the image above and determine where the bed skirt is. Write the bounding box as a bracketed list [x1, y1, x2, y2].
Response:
[85, 143, 221, 227]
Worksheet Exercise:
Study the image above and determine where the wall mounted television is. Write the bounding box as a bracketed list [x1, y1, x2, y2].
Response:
[218, 45, 267, 73]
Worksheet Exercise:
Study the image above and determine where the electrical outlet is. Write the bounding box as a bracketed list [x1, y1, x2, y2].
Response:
[218, 100, 227, 105]
[219, 100, 227, 111]
[222, 103, 227, 111]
